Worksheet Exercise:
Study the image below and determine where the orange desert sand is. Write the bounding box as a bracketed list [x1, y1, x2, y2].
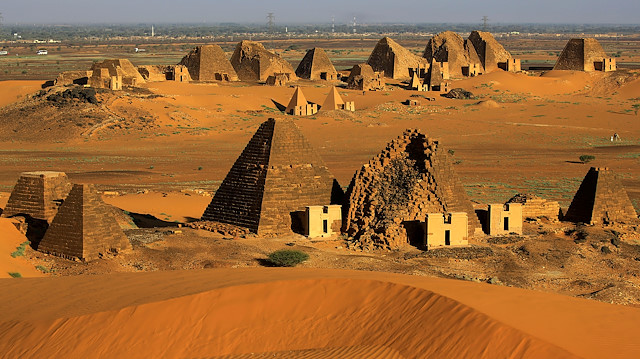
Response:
[1, 268, 640, 358]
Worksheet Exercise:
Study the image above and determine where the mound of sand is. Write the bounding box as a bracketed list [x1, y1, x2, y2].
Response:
[0, 80, 44, 108]
[0, 219, 44, 278]
[2, 268, 639, 358]
[474, 99, 500, 108]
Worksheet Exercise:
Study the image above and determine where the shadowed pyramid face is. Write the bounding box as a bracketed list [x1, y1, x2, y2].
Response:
[38, 183, 131, 261]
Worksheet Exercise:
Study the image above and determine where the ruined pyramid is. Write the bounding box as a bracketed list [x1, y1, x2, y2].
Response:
[467, 31, 513, 73]
[346, 63, 384, 91]
[90, 59, 145, 86]
[426, 60, 445, 91]
[230, 40, 297, 82]
[2, 171, 72, 223]
[564, 167, 638, 225]
[423, 31, 483, 78]
[367, 37, 428, 79]
[38, 184, 132, 261]
[179, 44, 239, 81]
[343, 129, 481, 249]
[554, 38, 612, 72]
[295, 47, 338, 80]
[202, 118, 341, 235]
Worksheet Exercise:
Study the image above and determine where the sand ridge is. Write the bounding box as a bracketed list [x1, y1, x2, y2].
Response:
[2, 268, 640, 358]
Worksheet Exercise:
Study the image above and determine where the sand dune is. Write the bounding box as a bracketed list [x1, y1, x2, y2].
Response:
[0, 219, 44, 278]
[0, 80, 43, 108]
[2, 268, 639, 358]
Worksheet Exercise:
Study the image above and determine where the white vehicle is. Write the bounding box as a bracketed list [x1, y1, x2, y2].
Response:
[0, 51, 8, 56]
[36, 49, 48, 55]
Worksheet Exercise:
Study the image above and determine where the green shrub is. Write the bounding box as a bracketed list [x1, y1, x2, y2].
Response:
[8, 272, 22, 278]
[35, 265, 51, 273]
[579, 155, 596, 163]
[267, 250, 309, 267]
[10, 241, 30, 258]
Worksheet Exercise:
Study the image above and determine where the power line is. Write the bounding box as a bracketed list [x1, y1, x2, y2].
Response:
[482, 16, 489, 31]
[266, 12, 275, 50]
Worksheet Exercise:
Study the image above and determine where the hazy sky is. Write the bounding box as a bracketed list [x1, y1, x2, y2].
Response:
[1, 0, 638, 25]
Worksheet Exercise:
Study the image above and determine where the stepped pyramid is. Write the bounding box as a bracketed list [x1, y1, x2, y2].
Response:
[344, 129, 481, 249]
[467, 31, 513, 73]
[554, 38, 614, 72]
[426, 60, 445, 91]
[564, 167, 638, 225]
[179, 44, 239, 81]
[285, 87, 317, 116]
[367, 37, 428, 79]
[423, 31, 483, 78]
[295, 48, 338, 80]
[202, 118, 342, 235]
[38, 184, 132, 261]
[2, 171, 72, 223]
[230, 40, 297, 81]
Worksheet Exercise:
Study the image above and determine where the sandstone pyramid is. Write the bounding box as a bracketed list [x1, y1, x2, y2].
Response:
[343, 129, 481, 249]
[38, 184, 132, 261]
[322, 86, 345, 110]
[467, 31, 513, 73]
[554, 38, 612, 72]
[90, 59, 145, 86]
[2, 171, 72, 223]
[202, 118, 341, 235]
[179, 44, 239, 81]
[367, 37, 428, 79]
[285, 87, 317, 116]
[230, 40, 297, 82]
[563, 167, 638, 225]
[295, 48, 338, 80]
[423, 31, 483, 78]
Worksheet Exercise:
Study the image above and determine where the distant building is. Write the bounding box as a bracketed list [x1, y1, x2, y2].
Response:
[36, 49, 48, 55]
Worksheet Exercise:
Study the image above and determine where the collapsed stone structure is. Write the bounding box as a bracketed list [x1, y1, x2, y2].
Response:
[321, 86, 354, 111]
[179, 44, 239, 81]
[2, 171, 72, 223]
[295, 48, 338, 80]
[285, 87, 318, 116]
[54, 70, 92, 86]
[230, 40, 297, 82]
[89, 59, 145, 88]
[564, 167, 637, 225]
[507, 193, 560, 221]
[38, 184, 132, 261]
[367, 37, 428, 80]
[554, 38, 616, 72]
[266, 73, 289, 86]
[343, 129, 481, 249]
[423, 31, 484, 78]
[137, 65, 192, 82]
[346, 63, 384, 91]
[467, 31, 516, 73]
[201, 118, 342, 235]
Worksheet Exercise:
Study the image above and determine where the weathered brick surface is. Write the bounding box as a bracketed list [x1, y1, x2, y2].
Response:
[507, 193, 560, 221]
[179, 45, 239, 81]
[202, 118, 340, 235]
[367, 37, 427, 80]
[230, 41, 297, 82]
[344, 129, 481, 249]
[423, 31, 483, 78]
[564, 167, 638, 225]
[38, 184, 132, 261]
[2, 171, 71, 223]
[295, 48, 338, 80]
[467, 31, 512, 73]
[554, 38, 609, 72]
